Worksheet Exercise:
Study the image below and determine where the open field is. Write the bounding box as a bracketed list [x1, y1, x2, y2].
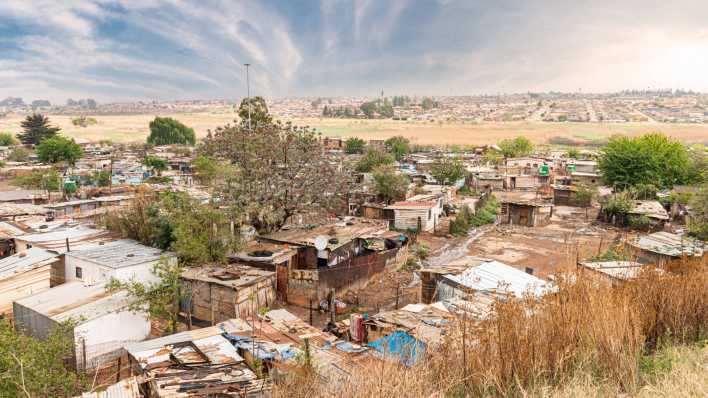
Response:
[2, 113, 708, 145]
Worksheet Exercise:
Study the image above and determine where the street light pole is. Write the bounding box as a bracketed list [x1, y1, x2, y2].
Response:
[244, 63, 251, 131]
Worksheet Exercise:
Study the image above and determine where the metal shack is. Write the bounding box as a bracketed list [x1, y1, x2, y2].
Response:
[13, 282, 151, 371]
[629, 232, 705, 266]
[181, 265, 276, 324]
[499, 200, 554, 227]
[386, 197, 444, 232]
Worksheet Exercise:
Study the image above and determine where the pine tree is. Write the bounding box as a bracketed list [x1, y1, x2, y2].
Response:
[17, 113, 60, 145]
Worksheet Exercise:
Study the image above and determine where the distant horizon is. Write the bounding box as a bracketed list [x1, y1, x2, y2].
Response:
[4, 88, 708, 107]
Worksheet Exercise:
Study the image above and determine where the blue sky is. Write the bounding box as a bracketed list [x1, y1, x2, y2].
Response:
[1, 0, 708, 102]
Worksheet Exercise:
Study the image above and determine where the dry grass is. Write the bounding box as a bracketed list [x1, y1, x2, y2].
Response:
[2, 113, 708, 145]
[272, 257, 708, 397]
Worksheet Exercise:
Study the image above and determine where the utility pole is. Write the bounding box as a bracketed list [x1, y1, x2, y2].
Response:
[244, 63, 252, 131]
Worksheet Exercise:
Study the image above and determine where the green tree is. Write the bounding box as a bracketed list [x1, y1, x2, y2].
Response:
[107, 258, 186, 335]
[688, 183, 708, 240]
[104, 188, 240, 264]
[17, 113, 60, 145]
[7, 147, 29, 162]
[344, 137, 366, 154]
[13, 169, 61, 198]
[238, 96, 272, 126]
[203, 111, 350, 232]
[141, 155, 168, 176]
[385, 136, 410, 161]
[0, 319, 88, 396]
[94, 170, 111, 187]
[481, 150, 504, 166]
[574, 184, 597, 220]
[192, 154, 219, 185]
[147, 117, 196, 146]
[431, 157, 466, 185]
[686, 145, 707, 184]
[631, 183, 658, 200]
[0, 132, 18, 146]
[498, 136, 534, 158]
[566, 148, 580, 159]
[421, 97, 437, 111]
[598, 133, 690, 189]
[360, 101, 377, 118]
[36, 135, 83, 166]
[372, 165, 409, 203]
[355, 148, 394, 172]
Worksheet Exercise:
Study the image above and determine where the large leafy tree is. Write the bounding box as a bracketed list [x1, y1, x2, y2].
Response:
[0, 320, 88, 396]
[36, 135, 83, 166]
[0, 132, 18, 146]
[104, 188, 240, 264]
[373, 165, 409, 203]
[355, 148, 394, 172]
[431, 157, 466, 185]
[598, 133, 690, 189]
[344, 137, 366, 154]
[498, 136, 534, 158]
[385, 136, 411, 161]
[17, 113, 60, 145]
[203, 104, 351, 232]
[237, 96, 272, 126]
[147, 116, 196, 146]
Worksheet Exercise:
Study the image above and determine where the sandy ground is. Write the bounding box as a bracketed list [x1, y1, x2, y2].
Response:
[2, 113, 708, 145]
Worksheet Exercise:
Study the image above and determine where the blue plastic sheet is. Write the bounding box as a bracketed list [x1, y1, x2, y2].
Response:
[367, 331, 425, 366]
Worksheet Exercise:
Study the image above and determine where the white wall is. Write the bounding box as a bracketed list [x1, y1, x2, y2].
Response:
[65, 256, 161, 285]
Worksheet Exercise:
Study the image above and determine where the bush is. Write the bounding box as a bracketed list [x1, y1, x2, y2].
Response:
[629, 214, 651, 230]
[7, 147, 29, 162]
[0, 132, 18, 146]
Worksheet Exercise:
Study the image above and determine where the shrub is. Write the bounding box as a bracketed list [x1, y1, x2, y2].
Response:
[628, 214, 651, 230]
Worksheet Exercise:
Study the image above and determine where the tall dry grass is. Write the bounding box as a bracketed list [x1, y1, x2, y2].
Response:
[273, 257, 708, 397]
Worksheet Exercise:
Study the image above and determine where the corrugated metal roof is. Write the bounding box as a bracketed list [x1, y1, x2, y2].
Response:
[78, 376, 140, 398]
[19, 226, 107, 243]
[0, 189, 43, 202]
[445, 260, 551, 298]
[15, 281, 133, 323]
[629, 201, 670, 220]
[67, 239, 168, 269]
[125, 318, 252, 355]
[632, 231, 705, 257]
[0, 203, 49, 217]
[579, 261, 645, 280]
[0, 248, 59, 279]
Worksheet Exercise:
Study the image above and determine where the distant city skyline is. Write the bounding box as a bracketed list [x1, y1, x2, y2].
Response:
[1, 1, 708, 103]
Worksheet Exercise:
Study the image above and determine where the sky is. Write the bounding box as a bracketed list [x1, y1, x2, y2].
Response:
[1, 0, 708, 103]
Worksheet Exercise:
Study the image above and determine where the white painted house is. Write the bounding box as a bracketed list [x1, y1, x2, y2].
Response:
[386, 196, 444, 232]
[13, 281, 151, 371]
[64, 239, 174, 285]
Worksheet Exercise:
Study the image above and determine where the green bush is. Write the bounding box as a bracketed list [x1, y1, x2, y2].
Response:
[629, 214, 651, 230]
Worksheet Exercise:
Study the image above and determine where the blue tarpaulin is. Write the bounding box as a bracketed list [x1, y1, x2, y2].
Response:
[367, 331, 426, 366]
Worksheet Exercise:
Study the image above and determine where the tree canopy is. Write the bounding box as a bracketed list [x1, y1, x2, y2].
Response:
[17, 113, 60, 145]
[385, 136, 411, 161]
[12, 168, 61, 195]
[431, 157, 466, 186]
[344, 137, 366, 154]
[192, 154, 219, 185]
[141, 155, 168, 175]
[0, 319, 88, 396]
[598, 133, 690, 189]
[104, 188, 240, 264]
[203, 112, 350, 232]
[0, 132, 18, 146]
[373, 165, 409, 203]
[36, 135, 83, 166]
[688, 183, 708, 240]
[498, 136, 534, 158]
[147, 116, 196, 146]
[238, 96, 272, 126]
[7, 147, 29, 162]
[355, 148, 394, 172]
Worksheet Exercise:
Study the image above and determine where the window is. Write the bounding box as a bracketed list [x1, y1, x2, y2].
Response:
[75, 267, 83, 279]
[428, 209, 432, 220]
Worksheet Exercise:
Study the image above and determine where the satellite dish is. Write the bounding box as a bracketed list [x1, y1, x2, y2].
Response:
[314, 235, 329, 251]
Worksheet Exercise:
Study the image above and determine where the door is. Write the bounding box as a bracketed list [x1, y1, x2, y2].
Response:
[518, 207, 530, 226]
[276, 263, 288, 301]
